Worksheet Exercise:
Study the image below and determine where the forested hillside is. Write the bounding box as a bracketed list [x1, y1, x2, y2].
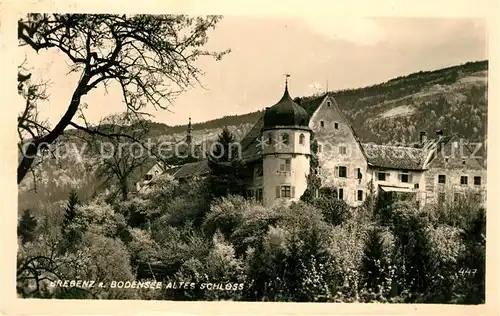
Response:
[18, 60, 488, 210]
[167, 60, 488, 144]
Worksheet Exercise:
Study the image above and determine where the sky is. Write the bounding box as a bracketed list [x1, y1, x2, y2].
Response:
[19, 16, 487, 128]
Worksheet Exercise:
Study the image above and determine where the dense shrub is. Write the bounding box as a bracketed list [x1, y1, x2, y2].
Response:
[17, 176, 486, 303]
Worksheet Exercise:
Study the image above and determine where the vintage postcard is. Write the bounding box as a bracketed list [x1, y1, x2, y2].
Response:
[1, 0, 498, 315]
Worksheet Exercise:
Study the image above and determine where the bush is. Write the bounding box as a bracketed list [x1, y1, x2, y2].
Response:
[312, 197, 350, 226]
[202, 195, 248, 238]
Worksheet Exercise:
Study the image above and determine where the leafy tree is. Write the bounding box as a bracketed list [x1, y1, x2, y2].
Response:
[458, 207, 486, 303]
[18, 209, 38, 244]
[207, 128, 249, 199]
[202, 195, 247, 239]
[389, 202, 435, 298]
[61, 188, 83, 251]
[243, 203, 333, 301]
[300, 132, 321, 203]
[312, 195, 350, 226]
[63, 188, 80, 227]
[360, 228, 388, 291]
[17, 13, 229, 184]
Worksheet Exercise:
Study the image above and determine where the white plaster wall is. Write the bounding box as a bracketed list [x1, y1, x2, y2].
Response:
[262, 152, 310, 207]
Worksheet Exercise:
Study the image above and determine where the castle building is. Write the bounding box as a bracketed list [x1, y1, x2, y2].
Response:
[238, 83, 487, 208]
[140, 82, 487, 208]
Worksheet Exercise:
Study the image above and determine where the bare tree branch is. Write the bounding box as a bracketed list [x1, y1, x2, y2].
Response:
[17, 14, 229, 184]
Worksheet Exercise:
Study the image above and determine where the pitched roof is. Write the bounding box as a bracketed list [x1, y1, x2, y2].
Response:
[361, 143, 427, 170]
[300, 93, 330, 117]
[172, 160, 210, 179]
[240, 116, 264, 162]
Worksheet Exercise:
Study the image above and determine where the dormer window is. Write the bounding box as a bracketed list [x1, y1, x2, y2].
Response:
[320, 121, 325, 128]
[334, 122, 339, 129]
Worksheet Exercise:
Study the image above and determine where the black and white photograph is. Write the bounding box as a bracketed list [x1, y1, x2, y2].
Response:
[1, 0, 498, 314]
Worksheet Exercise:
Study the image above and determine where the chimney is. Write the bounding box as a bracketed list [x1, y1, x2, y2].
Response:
[419, 131, 427, 144]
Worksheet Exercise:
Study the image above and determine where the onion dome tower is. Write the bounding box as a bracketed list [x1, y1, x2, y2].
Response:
[261, 77, 311, 206]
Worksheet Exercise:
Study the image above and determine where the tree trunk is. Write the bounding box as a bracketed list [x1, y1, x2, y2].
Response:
[120, 179, 129, 201]
[17, 74, 90, 184]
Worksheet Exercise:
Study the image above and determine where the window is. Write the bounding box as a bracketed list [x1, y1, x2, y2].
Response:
[145, 174, 153, 181]
[256, 188, 263, 202]
[246, 189, 254, 199]
[327, 101, 331, 107]
[377, 172, 387, 181]
[278, 185, 293, 198]
[279, 158, 291, 172]
[357, 190, 363, 201]
[334, 122, 339, 129]
[438, 174, 446, 184]
[320, 121, 325, 128]
[299, 133, 305, 145]
[339, 146, 347, 155]
[338, 166, 347, 178]
[454, 193, 464, 202]
[338, 188, 344, 200]
[356, 168, 362, 179]
[317, 144, 322, 153]
[281, 133, 290, 145]
[474, 176, 481, 185]
[268, 133, 273, 145]
[414, 183, 419, 189]
[460, 176, 468, 185]
[400, 173, 409, 183]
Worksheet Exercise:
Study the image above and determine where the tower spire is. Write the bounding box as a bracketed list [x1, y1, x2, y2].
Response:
[284, 73, 291, 90]
[186, 116, 192, 145]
